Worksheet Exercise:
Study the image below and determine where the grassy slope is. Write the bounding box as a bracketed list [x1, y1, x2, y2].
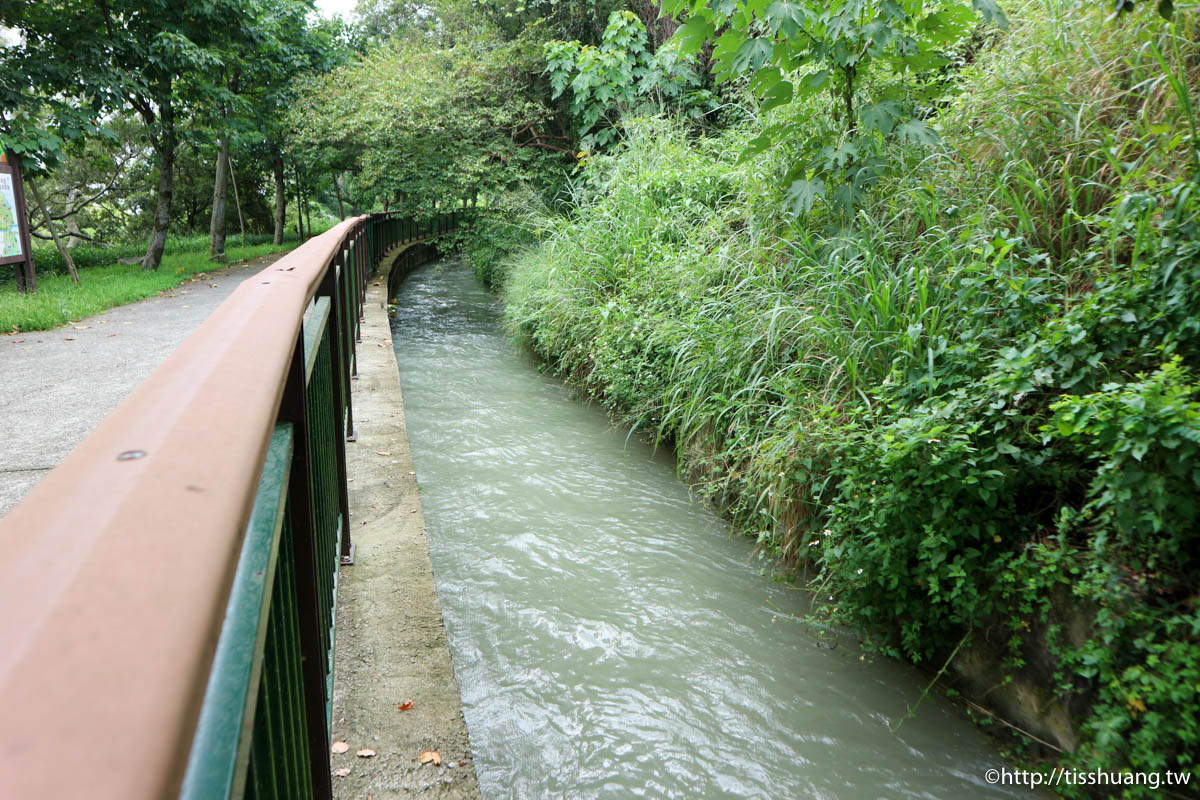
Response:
[490, 1, 1200, 792]
[0, 242, 292, 332]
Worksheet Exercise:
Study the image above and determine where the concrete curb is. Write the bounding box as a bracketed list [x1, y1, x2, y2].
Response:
[329, 265, 480, 799]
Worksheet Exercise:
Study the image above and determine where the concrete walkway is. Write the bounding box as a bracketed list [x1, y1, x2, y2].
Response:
[329, 261, 478, 799]
[0, 252, 289, 518]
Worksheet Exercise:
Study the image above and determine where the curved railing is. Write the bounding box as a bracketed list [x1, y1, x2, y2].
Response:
[0, 210, 459, 799]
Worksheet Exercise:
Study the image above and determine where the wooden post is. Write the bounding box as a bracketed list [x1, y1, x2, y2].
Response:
[0, 150, 36, 293]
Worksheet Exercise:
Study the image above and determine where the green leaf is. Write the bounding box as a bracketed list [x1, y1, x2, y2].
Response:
[765, 0, 810, 37]
[740, 133, 777, 161]
[785, 177, 825, 215]
[794, 68, 831, 96]
[660, 0, 686, 16]
[972, 0, 1009, 28]
[675, 17, 716, 57]
[860, 99, 904, 135]
[759, 79, 793, 112]
[897, 118, 939, 146]
[731, 37, 773, 75]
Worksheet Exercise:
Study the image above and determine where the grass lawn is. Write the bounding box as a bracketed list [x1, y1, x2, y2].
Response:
[0, 242, 292, 333]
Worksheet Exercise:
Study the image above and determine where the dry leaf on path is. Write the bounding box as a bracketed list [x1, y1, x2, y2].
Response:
[331, 741, 350, 754]
[418, 750, 441, 766]
[74, 325, 90, 330]
[334, 767, 351, 778]
[376, 451, 392, 456]
[356, 748, 376, 758]
[397, 700, 414, 711]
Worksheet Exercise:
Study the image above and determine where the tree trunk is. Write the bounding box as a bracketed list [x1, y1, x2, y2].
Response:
[228, 152, 245, 246]
[65, 188, 84, 248]
[272, 145, 286, 245]
[296, 174, 305, 239]
[333, 174, 346, 220]
[209, 135, 230, 260]
[26, 177, 80, 284]
[142, 103, 176, 271]
[303, 184, 312, 234]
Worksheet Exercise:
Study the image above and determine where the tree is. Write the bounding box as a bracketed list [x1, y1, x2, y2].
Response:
[0, 0, 270, 270]
[666, 0, 1007, 215]
[290, 17, 571, 211]
[545, 10, 715, 151]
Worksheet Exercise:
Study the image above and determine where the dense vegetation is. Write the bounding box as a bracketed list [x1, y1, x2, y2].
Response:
[464, 0, 1200, 793]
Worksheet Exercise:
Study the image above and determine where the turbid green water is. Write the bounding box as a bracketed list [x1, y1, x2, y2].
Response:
[392, 259, 1035, 800]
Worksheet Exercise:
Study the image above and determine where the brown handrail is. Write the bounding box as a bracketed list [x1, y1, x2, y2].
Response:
[0, 217, 365, 798]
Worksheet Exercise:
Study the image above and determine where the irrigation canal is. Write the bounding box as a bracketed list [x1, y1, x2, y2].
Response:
[390, 258, 1035, 799]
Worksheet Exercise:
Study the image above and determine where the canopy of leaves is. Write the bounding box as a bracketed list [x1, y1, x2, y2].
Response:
[666, 0, 1007, 215]
[289, 23, 571, 208]
[545, 10, 716, 150]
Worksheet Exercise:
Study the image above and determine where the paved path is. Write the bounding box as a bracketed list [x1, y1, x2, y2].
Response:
[0, 252, 290, 518]
[330, 268, 479, 798]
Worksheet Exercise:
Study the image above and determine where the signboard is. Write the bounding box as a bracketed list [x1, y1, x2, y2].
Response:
[0, 149, 34, 285]
[1, 170, 24, 260]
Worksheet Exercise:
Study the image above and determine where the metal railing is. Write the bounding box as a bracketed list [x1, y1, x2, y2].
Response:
[0, 210, 458, 799]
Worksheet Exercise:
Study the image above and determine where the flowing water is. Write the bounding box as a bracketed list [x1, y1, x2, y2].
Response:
[392, 259, 1035, 800]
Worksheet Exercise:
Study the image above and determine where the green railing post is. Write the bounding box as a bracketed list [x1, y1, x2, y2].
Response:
[276, 329, 335, 800]
[318, 263, 355, 564]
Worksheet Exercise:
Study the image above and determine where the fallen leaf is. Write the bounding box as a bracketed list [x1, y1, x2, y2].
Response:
[334, 767, 351, 778]
[397, 700, 414, 711]
[459, 759, 468, 767]
[63, 336, 76, 341]
[12, 339, 24, 344]
[74, 325, 90, 330]
[356, 748, 376, 758]
[331, 741, 350, 754]
[376, 451, 392, 456]
[418, 750, 441, 766]
[409, 509, 417, 514]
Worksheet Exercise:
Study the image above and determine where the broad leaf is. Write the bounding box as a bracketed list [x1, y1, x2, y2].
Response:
[785, 177, 825, 215]
[675, 18, 716, 57]
[972, 0, 1009, 28]
[897, 118, 939, 146]
[860, 99, 904, 135]
[731, 37, 774, 76]
[759, 79, 793, 112]
[765, 0, 810, 37]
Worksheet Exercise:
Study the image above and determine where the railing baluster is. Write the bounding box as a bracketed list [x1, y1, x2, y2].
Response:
[277, 334, 334, 800]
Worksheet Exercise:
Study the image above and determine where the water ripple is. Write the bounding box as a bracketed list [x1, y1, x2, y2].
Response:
[392, 261, 1035, 800]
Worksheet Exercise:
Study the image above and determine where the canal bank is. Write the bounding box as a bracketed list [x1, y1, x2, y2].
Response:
[329, 250, 479, 799]
[390, 257, 1037, 799]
